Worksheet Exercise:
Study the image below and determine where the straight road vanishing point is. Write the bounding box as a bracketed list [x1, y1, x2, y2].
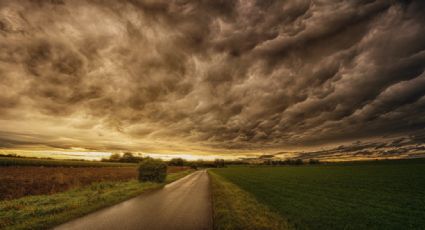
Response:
[54, 170, 213, 230]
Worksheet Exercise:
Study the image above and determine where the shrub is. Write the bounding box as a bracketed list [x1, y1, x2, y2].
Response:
[138, 158, 167, 183]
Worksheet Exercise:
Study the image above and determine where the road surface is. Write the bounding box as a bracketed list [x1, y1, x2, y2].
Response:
[54, 170, 213, 230]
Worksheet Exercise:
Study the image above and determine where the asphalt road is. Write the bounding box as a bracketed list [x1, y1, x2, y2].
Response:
[54, 170, 213, 230]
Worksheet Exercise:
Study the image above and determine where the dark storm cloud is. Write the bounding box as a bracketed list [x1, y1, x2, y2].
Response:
[285, 130, 425, 160]
[0, 0, 424, 157]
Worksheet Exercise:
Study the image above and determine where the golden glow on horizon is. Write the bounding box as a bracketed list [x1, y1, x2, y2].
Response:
[0, 150, 251, 161]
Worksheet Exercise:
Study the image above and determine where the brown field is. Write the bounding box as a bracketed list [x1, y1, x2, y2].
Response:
[0, 166, 190, 200]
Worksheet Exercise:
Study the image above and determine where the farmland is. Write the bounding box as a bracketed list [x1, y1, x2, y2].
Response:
[0, 156, 193, 229]
[0, 165, 190, 200]
[0, 167, 137, 200]
[0, 170, 192, 230]
[210, 160, 425, 229]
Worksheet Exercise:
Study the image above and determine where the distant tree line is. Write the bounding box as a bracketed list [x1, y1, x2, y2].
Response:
[0, 153, 22, 158]
[101, 152, 145, 163]
[168, 157, 227, 169]
[102, 152, 320, 167]
[102, 153, 228, 168]
[262, 159, 321, 165]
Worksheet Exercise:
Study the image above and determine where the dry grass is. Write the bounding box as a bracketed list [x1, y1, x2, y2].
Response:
[0, 166, 190, 200]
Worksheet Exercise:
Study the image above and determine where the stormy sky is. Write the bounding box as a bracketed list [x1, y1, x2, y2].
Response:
[0, 0, 424, 160]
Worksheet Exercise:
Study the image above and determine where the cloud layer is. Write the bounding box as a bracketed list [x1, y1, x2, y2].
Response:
[0, 0, 424, 158]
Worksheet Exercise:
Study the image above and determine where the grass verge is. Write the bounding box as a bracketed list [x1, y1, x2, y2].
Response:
[209, 171, 291, 230]
[0, 170, 192, 230]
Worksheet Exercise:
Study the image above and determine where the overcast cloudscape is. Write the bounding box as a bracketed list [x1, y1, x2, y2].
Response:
[0, 0, 424, 159]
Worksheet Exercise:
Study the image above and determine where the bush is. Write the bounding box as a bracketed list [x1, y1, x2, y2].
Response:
[138, 158, 167, 183]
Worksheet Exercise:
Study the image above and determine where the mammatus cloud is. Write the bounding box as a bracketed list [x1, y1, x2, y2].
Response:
[0, 0, 424, 159]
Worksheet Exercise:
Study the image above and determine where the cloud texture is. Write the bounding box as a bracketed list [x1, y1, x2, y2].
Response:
[0, 0, 424, 158]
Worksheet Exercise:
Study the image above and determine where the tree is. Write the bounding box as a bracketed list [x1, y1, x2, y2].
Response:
[294, 159, 303, 165]
[168, 158, 186, 166]
[214, 159, 226, 168]
[309, 159, 320, 164]
[109, 153, 121, 162]
[121, 152, 137, 163]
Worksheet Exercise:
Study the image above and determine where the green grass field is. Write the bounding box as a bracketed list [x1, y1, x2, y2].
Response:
[211, 160, 425, 229]
[0, 157, 135, 167]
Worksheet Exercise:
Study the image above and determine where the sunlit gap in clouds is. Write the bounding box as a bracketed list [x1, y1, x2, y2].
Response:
[0, 150, 247, 161]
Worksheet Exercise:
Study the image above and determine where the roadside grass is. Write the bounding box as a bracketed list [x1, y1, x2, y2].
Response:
[209, 171, 292, 230]
[212, 161, 425, 229]
[0, 170, 192, 230]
